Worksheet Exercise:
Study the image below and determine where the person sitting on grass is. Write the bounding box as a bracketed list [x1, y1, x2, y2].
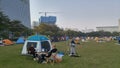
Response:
[37, 44, 63, 64]
[45, 44, 58, 63]
[37, 51, 47, 63]
[28, 44, 37, 61]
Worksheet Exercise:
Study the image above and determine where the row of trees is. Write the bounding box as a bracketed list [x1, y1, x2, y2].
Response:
[0, 11, 32, 39]
[33, 23, 120, 37]
[0, 10, 120, 39]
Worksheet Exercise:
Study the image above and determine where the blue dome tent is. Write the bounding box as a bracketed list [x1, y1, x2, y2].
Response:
[16, 37, 25, 44]
[27, 35, 49, 41]
[21, 35, 52, 55]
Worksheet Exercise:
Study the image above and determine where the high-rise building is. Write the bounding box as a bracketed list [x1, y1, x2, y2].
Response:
[39, 16, 57, 25]
[0, 0, 31, 28]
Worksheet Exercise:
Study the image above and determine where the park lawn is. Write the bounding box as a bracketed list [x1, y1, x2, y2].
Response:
[0, 40, 120, 68]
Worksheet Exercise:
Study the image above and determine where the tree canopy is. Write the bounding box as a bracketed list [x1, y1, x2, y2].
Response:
[0, 11, 32, 39]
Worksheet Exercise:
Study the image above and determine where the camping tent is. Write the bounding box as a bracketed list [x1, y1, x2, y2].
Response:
[0, 38, 4, 46]
[3, 39, 14, 45]
[21, 35, 52, 55]
[16, 37, 25, 44]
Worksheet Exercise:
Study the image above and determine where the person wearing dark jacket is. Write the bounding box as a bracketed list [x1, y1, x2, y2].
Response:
[69, 39, 76, 56]
[28, 44, 36, 60]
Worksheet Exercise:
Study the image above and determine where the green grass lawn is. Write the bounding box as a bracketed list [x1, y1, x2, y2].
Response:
[0, 40, 120, 68]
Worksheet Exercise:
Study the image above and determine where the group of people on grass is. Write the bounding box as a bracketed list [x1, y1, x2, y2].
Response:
[28, 44, 63, 64]
[28, 38, 79, 64]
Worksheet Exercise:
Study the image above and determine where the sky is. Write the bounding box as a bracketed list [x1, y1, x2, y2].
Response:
[30, 0, 120, 31]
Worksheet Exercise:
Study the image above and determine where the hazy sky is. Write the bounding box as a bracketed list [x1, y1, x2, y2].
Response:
[30, 0, 120, 30]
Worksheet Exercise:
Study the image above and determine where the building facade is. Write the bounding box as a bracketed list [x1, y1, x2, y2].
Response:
[118, 19, 120, 32]
[0, 0, 31, 28]
[96, 26, 119, 33]
[96, 19, 120, 33]
[81, 29, 94, 33]
[39, 16, 56, 25]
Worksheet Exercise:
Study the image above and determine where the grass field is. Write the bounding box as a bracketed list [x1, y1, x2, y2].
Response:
[0, 40, 120, 68]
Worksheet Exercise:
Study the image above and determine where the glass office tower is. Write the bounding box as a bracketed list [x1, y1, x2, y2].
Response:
[0, 0, 31, 28]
